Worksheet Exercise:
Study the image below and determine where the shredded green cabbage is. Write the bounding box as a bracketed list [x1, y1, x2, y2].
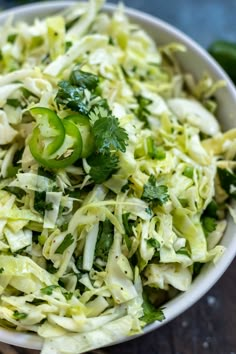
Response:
[0, 1, 235, 353]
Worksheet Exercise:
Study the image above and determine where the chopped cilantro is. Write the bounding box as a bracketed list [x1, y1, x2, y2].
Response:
[146, 238, 160, 249]
[55, 68, 99, 114]
[135, 95, 152, 127]
[121, 180, 131, 193]
[40, 285, 59, 295]
[64, 292, 73, 301]
[142, 175, 169, 205]
[92, 113, 128, 153]
[55, 233, 74, 254]
[7, 34, 17, 43]
[46, 260, 58, 274]
[201, 216, 217, 237]
[34, 191, 53, 216]
[69, 69, 99, 90]
[140, 291, 165, 324]
[6, 98, 21, 108]
[65, 41, 72, 52]
[37, 167, 55, 180]
[123, 233, 132, 250]
[122, 213, 135, 237]
[176, 247, 191, 257]
[204, 200, 218, 218]
[179, 198, 189, 208]
[145, 207, 153, 216]
[13, 311, 28, 320]
[193, 262, 204, 278]
[217, 168, 236, 198]
[0, 267, 4, 274]
[76, 256, 83, 271]
[3, 186, 26, 199]
[55, 81, 88, 115]
[95, 219, 114, 262]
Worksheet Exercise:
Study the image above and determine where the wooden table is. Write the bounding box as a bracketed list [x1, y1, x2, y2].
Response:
[1, 257, 235, 354]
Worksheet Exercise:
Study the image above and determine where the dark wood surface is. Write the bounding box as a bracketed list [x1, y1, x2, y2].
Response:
[1, 1, 236, 353]
[1, 257, 235, 354]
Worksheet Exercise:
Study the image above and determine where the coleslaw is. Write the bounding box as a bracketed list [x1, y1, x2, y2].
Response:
[0, 1, 236, 353]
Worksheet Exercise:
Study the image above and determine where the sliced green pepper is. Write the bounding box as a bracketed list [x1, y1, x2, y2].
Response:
[208, 40, 236, 84]
[64, 113, 94, 157]
[29, 113, 82, 169]
[30, 107, 65, 157]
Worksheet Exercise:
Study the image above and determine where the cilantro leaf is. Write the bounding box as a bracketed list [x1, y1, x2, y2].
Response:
[135, 95, 152, 127]
[70, 69, 99, 90]
[7, 34, 17, 44]
[13, 311, 28, 320]
[0, 267, 4, 274]
[176, 247, 191, 257]
[34, 191, 53, 216]
[6, 98, 21, 108]
[193, 262, 204, 278]
[46, 260, 58, 274]
[204, 200, 218, 218]
[217, 167, 236, 198]
[55, 69, 99, 114]
[3, 186, 26, 199]
[87, 152, 119, 184]
[122, 213, 135, 236]
[41, 285, 59, 295]
[55, 81, 89, 115]
[201, 216, 217, 237]
[146, 238, 160, 249]
[141, 175, 169, 205]
[92, 115, 128, 153]
[95, 219, 114, 262]
[140, 292, 165, 324]
[64, 292, 73, 301]
[55, 233, 74, 254]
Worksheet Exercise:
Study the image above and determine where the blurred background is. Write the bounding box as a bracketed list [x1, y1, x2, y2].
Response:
[2, 0, 236, 48]
[0, 1, 236, 354]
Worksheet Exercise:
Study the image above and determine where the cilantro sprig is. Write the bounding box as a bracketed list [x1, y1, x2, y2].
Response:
[95, 219, 114, 262]
[92, 115, 128, 153]
[55, 68, 129, 184]
[142, 175, 169, 205]
[88, 106, 128, 183]
[55, 69, 100, 115]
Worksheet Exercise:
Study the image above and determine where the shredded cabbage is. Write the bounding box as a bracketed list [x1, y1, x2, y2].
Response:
[0, 1, 235, 353]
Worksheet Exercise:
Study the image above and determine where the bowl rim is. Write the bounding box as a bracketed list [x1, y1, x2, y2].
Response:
[0, 1, 236, 351]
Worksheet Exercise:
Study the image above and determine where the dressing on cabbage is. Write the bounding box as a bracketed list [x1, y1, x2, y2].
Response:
[0, 1, 235, 353]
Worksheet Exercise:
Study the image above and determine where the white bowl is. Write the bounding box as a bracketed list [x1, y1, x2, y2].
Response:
[0, 1, 236, 351]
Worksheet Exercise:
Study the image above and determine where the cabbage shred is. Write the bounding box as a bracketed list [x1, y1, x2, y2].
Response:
[0, 1, 235, 353]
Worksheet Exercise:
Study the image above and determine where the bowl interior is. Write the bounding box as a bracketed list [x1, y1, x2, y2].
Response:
[0, 1, 236, 350]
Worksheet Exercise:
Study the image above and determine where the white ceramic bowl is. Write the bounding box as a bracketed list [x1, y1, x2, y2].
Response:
[0, 1, 236, 351]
